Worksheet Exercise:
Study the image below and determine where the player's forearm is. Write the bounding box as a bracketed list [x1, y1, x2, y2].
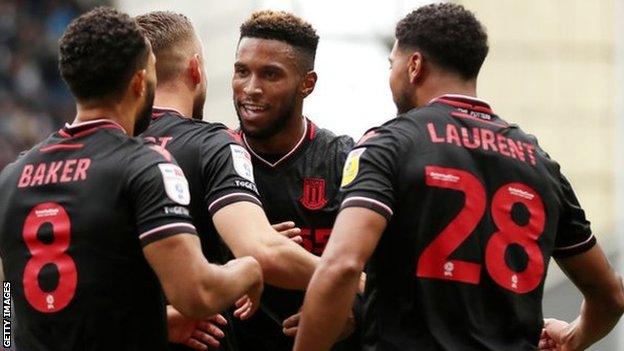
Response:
[294, 259, 361, 351]
[214, 201, 317, 288]
[195, 257, 263, 318]
[566, 277, 624, 349]
[258, 232, 320, 289]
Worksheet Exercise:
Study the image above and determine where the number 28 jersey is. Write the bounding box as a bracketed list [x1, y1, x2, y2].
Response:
[0, 120, 197, 351]
[340, 95, 595, 350]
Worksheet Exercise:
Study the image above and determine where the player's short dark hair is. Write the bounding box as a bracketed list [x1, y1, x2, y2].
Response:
[59, 7, 149, 101]
[239, 10, 319, 71]
[395, 3, 488, 80]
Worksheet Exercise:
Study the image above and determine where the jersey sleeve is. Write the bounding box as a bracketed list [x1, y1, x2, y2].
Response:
[199, 131, 262, 216]
[332, 135, 355, 203]
[339, 127, 404, 221]
[126, 145, 198, 247]
[552, 173, 596, 258]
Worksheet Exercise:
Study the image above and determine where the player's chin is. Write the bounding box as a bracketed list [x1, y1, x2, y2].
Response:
[240, 121, 271, 139]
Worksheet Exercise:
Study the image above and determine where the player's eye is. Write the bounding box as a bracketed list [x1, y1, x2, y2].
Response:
[265, 71, 276, 80]
[235, 66, 249, 77]
[263, 68, 282, 81]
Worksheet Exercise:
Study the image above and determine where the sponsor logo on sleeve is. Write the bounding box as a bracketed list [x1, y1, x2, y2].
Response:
[234, 180, 258, 194]
[341, 148, 366, 187]
[158, 163, 191, 205]
[230, 144, 254, 182]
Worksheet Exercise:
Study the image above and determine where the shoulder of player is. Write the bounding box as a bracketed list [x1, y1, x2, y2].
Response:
[354, 116, 418, 150]
[312, 127, 355, 152]
[121, 138, 177, 173]
[2, 133, 60, 173]
[156, 114, 223, 135]
[193, 123, 244, 156]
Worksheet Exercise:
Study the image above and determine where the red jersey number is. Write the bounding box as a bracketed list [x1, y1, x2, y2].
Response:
[416, 166, 545, 294]
[22, 202, 77, 313]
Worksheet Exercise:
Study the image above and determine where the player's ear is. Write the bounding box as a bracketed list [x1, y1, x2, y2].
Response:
[131, 69, 148, 97]
[408, 52, 423, 85]
[300, 71, 317, 99]
[188, 54, 203, 87]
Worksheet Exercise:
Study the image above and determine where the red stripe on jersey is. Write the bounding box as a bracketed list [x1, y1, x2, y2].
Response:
[151, 111, 166, 120]
[309, 120, 316, 140]
[152, 106, 185, 117]
[436, 98, 494, 114]
[431, 95, 494, 115]
[40, 144, 84, 153]
[72, 125, 124, 139]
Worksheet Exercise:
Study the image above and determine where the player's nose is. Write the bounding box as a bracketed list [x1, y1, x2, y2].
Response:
[242, 75, 263, 96]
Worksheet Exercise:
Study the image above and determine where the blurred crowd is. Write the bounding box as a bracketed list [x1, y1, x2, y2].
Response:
[0, 0, 110, 170]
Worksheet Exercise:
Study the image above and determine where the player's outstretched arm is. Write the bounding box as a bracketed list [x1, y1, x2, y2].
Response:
[294, 207, 386, 351]
[213, 201, 320, 290]
[542, 244, 624, 350]
[143, 233, 264, 319]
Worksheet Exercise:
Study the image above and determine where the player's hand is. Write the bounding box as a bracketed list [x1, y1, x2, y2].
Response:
[539, 318, 576, 351]
[228, 255, 263, 320]
[233, 262, 263, 322]
[283, 309, 355, 341]
[282, 310, 300, 337]
[538, 327, 559, 351]
[167, 305, 227, 350]
[233, 293, 260, 320]
[272, 221, 303, 245]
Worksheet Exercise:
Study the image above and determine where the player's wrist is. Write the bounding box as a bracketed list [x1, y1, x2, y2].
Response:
[562, 319, 588, 351]
[234, 256, 264, 287]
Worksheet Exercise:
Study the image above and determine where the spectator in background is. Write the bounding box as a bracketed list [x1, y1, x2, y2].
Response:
[0, 0, 109, 170]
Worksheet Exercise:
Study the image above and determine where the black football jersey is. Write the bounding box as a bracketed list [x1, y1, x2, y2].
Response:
[0, 119, 198, 351]
[234, 118, 355, 350]
[143, 108, 261, 263]
[340, 95, 596, 350]
[143, 108, 263, 351]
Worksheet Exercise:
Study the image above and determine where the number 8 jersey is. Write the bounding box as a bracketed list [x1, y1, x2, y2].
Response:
[340, 95, 595, 351]
[0, 119, 198, 351]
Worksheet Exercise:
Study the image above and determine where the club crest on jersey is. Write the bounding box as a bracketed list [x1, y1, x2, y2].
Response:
[300, 178, 327, 210]
[230, 145, 254, 182]
[158, 163, 191, 205]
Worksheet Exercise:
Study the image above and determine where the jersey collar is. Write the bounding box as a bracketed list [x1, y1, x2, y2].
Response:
[242, 117, 315, 168]
[59, 119, 126, 138]
[152, 106, 185, 120]
[429, 94, 494, 114]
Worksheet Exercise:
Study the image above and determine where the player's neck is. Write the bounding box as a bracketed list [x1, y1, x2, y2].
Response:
[153, 87, 193, 118]
[74, 101, 133, 135]
[245, 114, 306, 156]
[416, 76, 478, 107]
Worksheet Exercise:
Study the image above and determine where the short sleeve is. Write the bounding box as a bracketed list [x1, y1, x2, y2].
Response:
[553, 173, 596, 258]
[339, 128, 402, 221]
[126, 145, 198, 247]
[199, 132, 262, 216]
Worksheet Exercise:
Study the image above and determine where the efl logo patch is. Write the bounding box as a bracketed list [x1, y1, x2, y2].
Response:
[158, 163, 190, 205]
[341, 148, 366, 187]
[230, 145, 254, 182]
[300, 178, 327, 210]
